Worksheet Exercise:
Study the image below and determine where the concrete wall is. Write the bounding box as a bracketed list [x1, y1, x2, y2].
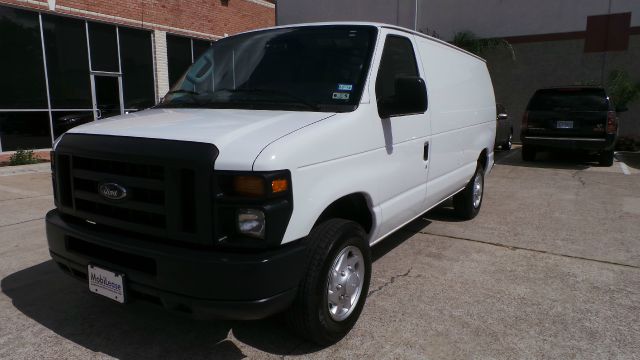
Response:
[486, 34, 640, 140]
[418, 0, 640, 40]
[277, 0, 640, 40]
[277, 0, 417, 30]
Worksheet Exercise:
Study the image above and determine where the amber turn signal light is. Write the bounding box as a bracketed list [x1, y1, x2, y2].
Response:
[271, 178, 288, 193]
[233, 176, 265, 197]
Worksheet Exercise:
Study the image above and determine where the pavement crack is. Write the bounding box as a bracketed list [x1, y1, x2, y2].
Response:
[420, 231, 640, 270]
[368, 268, 412, 297]
[0, 217, 45, 228]
[572, 171, 586, 187]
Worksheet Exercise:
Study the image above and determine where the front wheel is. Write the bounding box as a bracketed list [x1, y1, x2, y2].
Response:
[453, 163, 484, 220]
[286, 219, 371, 345]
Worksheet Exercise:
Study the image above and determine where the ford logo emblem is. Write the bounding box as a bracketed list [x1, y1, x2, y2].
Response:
[98, 182, 128, 200]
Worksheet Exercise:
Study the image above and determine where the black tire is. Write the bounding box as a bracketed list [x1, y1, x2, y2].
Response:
[522, 145, 536, 161]
[503, 132, 513, 150]
[286, 219, 371, 345]
[453, 163, 484, 220]
[599, 150, 614, 166]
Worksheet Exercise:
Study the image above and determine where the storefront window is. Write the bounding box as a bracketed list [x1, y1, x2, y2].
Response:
[0, 112, 52, 151]
[119, 27, 155, 110]
[42, 14, 92, 109]
[0, 7, 47, 109]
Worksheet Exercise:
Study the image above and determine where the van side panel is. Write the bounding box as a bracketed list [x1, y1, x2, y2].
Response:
[414, 37, 496, 207]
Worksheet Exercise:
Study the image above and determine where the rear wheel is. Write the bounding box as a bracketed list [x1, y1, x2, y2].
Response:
[503, 132, 513, 150]
[599, 150, 614, 166]
[453, 163, 484, 220]
[522, 145, 536, 161]
[286, 219, 371, 345]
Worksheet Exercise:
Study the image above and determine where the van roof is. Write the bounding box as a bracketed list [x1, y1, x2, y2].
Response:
[232, 21, 486, 63]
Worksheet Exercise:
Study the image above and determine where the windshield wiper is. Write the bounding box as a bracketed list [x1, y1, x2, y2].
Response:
[216, 88, 321, 111]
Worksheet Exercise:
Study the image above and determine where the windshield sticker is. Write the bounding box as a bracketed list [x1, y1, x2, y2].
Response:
[332, 92, 350, 100]
[337, 84, 353, 91]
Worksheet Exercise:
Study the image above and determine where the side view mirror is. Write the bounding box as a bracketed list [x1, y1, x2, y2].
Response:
[378, 76, 428, 118]
[497, 113, 508, 120]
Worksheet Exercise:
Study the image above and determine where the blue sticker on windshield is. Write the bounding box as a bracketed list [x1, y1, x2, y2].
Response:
[337, 84, 353, 91]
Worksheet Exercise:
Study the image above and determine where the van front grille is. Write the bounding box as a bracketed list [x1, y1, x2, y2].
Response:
[52, 134, 218, 246]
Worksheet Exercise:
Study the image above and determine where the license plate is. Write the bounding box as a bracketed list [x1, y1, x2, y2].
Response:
[88, 264, 126, 303]
[557, 120, 573, 129]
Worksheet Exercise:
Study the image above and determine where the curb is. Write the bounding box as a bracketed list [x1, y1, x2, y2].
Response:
[0, 163, 51, 177]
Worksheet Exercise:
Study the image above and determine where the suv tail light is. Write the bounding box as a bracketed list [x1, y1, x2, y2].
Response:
[606, 111, 617, 134]
[522, 111, 529, 128]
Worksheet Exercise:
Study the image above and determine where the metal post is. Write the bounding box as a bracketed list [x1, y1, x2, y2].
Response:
[39, 13, 55, 145]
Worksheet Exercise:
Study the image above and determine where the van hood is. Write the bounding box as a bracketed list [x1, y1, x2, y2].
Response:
[66, 108, 335, 170]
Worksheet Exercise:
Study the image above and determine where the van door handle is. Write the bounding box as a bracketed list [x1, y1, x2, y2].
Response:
[423, 142, 429, 161]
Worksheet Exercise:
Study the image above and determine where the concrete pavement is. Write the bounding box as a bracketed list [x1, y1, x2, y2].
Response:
[0, 148, 639, 359]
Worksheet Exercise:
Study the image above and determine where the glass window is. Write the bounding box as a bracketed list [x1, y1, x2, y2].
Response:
[42, 14, 92, 109]
[160, 26, 377, 113]
[88, 21, 119, 72]
[0, 112, 51, 151]
[167, 34, 193, 87]
[192, 39, 211, 61]
[94, 76, 121, 119]
[0, 6, 48, 109]
[119, 27, 155, 109]
[375, 35, 419, 102]
[52, 111, 93, 139]
[527, 88, 609, 111]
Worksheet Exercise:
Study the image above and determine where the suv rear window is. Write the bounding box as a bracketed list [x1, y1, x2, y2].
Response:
[527, 88, 609, 112]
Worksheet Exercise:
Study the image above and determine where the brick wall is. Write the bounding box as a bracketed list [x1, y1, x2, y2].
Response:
[0, 0, 275, 39]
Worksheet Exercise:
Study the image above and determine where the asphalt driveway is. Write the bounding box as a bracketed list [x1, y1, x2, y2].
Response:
[0, 148, 639, 359]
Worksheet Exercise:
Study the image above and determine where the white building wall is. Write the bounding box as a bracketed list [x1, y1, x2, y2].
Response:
[277, 0, 640, 40]
[153, 30, 170, 101]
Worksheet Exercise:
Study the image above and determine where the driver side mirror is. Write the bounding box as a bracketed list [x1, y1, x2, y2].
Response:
[378, 76, 428, 118]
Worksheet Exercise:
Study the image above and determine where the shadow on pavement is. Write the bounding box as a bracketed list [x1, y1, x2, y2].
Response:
[1, 216, 438, 359]
[496, 148, 594, 170]
[616, 151, 640, 170]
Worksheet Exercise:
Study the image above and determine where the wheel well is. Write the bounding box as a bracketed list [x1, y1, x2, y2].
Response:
[478, 149, 488, 170]
[314, 193, 373, 234]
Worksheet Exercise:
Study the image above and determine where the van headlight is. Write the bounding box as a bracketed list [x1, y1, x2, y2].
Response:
[237, 209, 265, 238]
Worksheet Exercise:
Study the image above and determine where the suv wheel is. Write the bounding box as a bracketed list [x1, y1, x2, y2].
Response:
[522, 145, 536, 161]
[599, 150, 614, 167]
[286, 219, 371, 345]
[453, 163, 484, 220]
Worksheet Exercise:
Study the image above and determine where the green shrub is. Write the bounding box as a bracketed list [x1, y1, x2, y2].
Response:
[8, 149, 40, 166]
[608, 70, 640, 111]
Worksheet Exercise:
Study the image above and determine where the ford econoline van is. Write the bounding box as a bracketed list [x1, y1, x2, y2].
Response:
[47, 22, 496, 344]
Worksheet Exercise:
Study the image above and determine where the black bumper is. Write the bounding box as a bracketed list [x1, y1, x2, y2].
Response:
[46, 209, 306, 320]
[521, 134, 616, 151]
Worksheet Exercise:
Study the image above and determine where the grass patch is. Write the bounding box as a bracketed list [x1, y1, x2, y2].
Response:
[8, 149, 41, 166]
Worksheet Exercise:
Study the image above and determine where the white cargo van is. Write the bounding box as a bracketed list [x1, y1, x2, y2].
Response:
[47, 22, 495, 344]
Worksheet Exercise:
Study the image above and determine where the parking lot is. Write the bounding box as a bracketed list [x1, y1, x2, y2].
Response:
[1, 147, 639, 359]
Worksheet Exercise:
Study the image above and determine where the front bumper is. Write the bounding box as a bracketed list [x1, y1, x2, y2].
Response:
[521, 134, 616, 151]
[46, 209, 306, 320]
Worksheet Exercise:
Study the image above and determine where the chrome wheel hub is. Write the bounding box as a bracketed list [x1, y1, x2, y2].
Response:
[326, 245, 365, 321]
[472, 172, 483, 209]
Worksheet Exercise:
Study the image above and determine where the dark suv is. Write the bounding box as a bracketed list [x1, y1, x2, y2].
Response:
[521, 87, 619, 166]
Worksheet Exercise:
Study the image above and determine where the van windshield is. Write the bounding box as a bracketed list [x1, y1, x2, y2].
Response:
[527, 88, 609, 112]
[158, 26, 378, 113]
